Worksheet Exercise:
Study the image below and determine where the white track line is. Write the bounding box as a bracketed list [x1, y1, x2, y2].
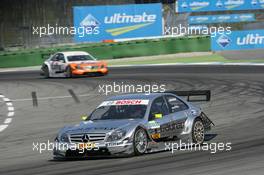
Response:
[7, 106, 14, 111]
[3, 98, 10, 102]
[10, 93, 96, 102]
[8, 112, 15, 117]
[4, 118, 12, 124]
[6, 102, 13, 106]
[0, 125, 8, 132]
[0, 95, 15, 133]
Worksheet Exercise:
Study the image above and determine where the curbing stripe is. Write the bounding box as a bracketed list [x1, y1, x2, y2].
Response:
[0, 125, 8, 132]
[8, 112, 15, 117]
[4, 118, 12, 124]
[0, 95, 14, 132]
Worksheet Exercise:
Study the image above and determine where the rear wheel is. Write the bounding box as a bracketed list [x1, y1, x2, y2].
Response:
[192, 118, 205, 144]
[133, 128, 148, 155]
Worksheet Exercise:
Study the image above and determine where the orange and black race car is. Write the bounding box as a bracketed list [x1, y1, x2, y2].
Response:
[41, 51, 108, 78]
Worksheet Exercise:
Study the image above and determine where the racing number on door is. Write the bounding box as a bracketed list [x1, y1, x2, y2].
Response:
[148, 96, 188, 140]
[164, 95, 189, 135]
[148, 97, 171, 139]
[50, 54, 65, 72]
[51, 62, 61, 70]
[160, 120, 185, 137]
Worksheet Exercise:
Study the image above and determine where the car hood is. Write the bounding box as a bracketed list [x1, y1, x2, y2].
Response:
[62, 119, 143, 134]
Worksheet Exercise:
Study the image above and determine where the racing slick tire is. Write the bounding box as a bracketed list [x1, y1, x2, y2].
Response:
[42, 65, 50, 78]
[65, 66, 73, 78]
[192, 118, 205, 144]
[133, 128, 148, 156]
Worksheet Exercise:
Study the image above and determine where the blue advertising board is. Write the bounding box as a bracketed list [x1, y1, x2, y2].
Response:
[178, 0, 264, 13]
[189, 25, 208, 30]
[189, 14, 255, 24]
[73, 3, 162, 42]
[211, 30, 264, 51]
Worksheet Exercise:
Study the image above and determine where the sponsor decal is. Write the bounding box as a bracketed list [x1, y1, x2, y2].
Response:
[237, 34, 264, 46]
[211, 29, 264, 51]
[74, 3, 162, 42]
[99, 99, 149, 107]
[106, 22, 153, 36]
[261, 0, 264, 8]
[178, 0, 264, 12]
[80, 14, 100, 30]
[223, 0, 244, 9]
[217, 34, 231, 48]
[189, 14, 255, 24]
[104, 12, 157, 36]
[189, 1, 210, 10]
[148, 121, 161, 129]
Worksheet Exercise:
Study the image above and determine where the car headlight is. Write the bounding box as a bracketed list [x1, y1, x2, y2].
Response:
[59, 133, 69, 142]
[106, 129, 126, 142]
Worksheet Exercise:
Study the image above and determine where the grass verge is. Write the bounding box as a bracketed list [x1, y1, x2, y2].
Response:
[106, 54, 264, 66]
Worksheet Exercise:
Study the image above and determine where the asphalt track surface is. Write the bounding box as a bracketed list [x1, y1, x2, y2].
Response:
[0, 65, 264, 175]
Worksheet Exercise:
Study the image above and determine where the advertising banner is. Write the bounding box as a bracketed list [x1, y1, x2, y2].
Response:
[189, 14, 255, 24]
[73, 3, 162, 42]
[211, 29, 264, 51]
[178, 0, 264, 13]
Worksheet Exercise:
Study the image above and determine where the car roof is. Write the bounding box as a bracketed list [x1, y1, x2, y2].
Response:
[106, 93, 172, 101]
[58, 51, 89, 57]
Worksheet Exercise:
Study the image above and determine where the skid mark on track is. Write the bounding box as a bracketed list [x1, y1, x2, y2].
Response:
[68, 89, 80, 103]
[0, 94, 15, 132]
[10, 93, 96, 103]
[31, 91, 38, 107]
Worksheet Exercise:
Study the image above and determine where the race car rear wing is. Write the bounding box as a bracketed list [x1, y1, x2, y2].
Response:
[165, 90, 211, 102]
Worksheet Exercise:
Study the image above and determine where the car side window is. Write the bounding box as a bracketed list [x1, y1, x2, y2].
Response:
[51, 54, 59, 61]
[165, 95, 189, 113]
[57, 54, 65, 63]
[149, 97, 169, 120]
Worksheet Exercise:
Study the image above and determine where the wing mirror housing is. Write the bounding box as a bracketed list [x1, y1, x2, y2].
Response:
[81, 115, 89, 121]
[58, 60, 65, 63]
[154, 113, 163, 119]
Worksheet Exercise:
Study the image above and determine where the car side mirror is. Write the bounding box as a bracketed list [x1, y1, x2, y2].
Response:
[154, 113, 163, 119]
[58, 60, 65, 63]
[149, 112, 163, 121]
[81, 115, 89, 121]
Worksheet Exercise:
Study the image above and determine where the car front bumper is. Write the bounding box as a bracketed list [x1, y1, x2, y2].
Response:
[71, 68, 108, 76]
[53, 141, 134, 159]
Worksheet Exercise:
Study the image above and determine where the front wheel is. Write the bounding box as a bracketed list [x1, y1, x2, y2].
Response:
[42, 65, 50, 78]
[192, 118, 205, 144]
[133, 128, 148, 155]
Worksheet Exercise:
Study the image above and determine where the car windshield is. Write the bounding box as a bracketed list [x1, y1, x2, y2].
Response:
[90, 105, 147, 120]
[67, 55, 95, 62]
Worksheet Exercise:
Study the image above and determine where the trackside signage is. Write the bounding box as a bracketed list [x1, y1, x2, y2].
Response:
[189, 14, 255, 24]
[211, 30, 264, 51]
[178, 0, 264, 13]
[73, 3, 162, 42]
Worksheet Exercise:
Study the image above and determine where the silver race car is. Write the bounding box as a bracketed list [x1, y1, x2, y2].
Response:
[53, 91, 214, 158]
